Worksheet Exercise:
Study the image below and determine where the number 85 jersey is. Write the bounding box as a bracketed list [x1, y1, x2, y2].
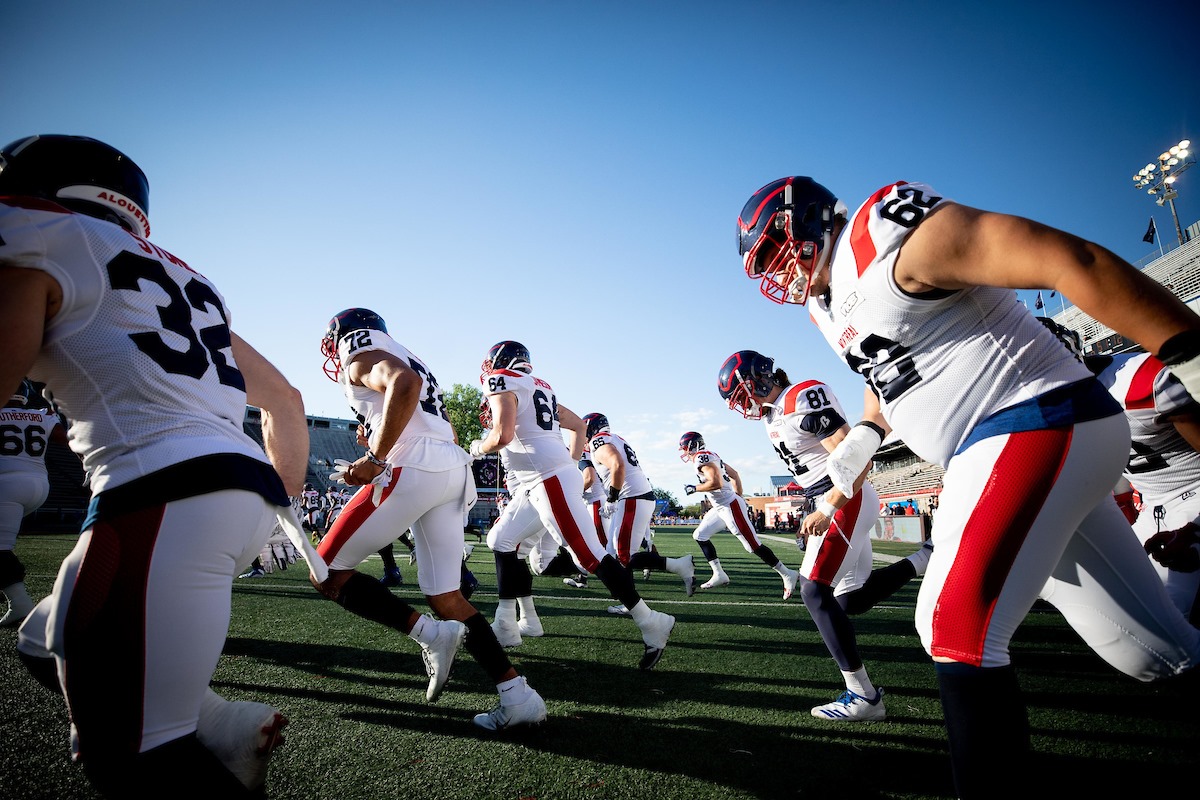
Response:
[811, 182, 1092, 467]
[0, 198, 270, 494]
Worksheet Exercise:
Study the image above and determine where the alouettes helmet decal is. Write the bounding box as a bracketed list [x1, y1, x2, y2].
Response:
[0, 134, 150, 237]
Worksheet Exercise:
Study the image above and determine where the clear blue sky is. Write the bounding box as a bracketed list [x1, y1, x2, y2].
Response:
[5, 2, 1196, 497]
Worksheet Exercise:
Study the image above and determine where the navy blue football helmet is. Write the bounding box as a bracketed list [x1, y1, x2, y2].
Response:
[7, 378, 37, 409]
[718, 350, 778, 419]
[482, 341, 532, 376]
[321, 308, 388, 381]
[0, 134, 150, 237]
[582, 412, 610, 440]
[737, 176, 842, 305]
[679, 431, 706, 461]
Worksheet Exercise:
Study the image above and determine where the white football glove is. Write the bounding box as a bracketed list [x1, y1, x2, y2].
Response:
[827, 423, 884, 498]
[368, 462, 393, 506]
[329, 458, 354, 484]
[468, 439, 487, 459]
[600, 501, 616, 519]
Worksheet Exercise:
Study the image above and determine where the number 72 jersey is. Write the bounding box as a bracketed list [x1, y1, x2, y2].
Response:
[811, 181, 1092, 467]
[0, 198, 270, 494]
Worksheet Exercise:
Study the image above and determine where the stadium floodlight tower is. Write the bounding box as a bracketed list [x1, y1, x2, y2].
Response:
[1132, 138, 1194, 246]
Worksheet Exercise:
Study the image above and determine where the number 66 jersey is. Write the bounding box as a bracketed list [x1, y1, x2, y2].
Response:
[811, 181, 1095, 467]
[0, 197, 273, 495]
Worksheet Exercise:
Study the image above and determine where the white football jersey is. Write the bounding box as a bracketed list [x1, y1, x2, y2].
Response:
[761, 380, 847, 496]
[481, 369, 573, 484]
[692, 450, 736, 506]
[579, 449, 605, 503]
[0, 198, 272, 493]
[335, 329, 469, 472]
[0, 407, 55, 476]
[588, 430, 653, 498]
[1089, 352, 1200, 505]
[811, 181, 1096, 467]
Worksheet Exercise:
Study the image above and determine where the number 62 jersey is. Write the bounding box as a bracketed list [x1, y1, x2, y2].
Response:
[0, 197, 271, 494]
[811, 181, 1094, 467]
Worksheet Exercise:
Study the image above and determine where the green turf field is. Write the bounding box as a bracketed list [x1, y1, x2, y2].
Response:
[2, 529, 1197, 799]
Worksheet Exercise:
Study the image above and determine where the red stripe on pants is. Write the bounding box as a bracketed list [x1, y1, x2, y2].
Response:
[615, 497, 638, 564]
[318, 468, 402, 566]
[932, 428, 1071, 664]
[64, 506, 164, 758]
[544, 475, 600, 572]
[730, 500, 760, 549]
[809, 490, 863, 585]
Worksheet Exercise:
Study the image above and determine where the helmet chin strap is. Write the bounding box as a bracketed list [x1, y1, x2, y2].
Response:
[787, 231, 833, 304]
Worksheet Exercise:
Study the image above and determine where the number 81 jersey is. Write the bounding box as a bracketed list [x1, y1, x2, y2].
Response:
[812, 181, 1092, 467]
[0, 198, 270, 494]
[761, 380, 847, 496]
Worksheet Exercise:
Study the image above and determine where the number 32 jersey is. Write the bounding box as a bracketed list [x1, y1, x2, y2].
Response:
[761, 381, 847, 496]
[811, 181, 1093, 467]
[335, 329, 469, 472]
[0, 198, 271, 494]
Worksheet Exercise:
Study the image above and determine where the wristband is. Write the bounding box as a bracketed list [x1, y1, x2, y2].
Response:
[816, 500, 838, 518]
[365, 451, 388, 469]
[1157, 330, 1200, 365]
[607, 486, 620, 504]
[855, 420, 886, 439]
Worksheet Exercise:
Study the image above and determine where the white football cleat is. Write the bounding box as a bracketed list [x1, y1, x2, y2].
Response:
[517, 617, 544, 638]
[672, 555, 697, 597]
[638, 610, 675, 670]
[491, 617, 523, 647]
[781, 566, 799, 600]
[810, 688, 886, 722]
[700, 573, 730, 590]
[562, 575, 588, 589]
[421, 619, 467, 701]
[473, 679, 547, 731]
[197, 690, 288, 791]
[606, 604, 630, 615]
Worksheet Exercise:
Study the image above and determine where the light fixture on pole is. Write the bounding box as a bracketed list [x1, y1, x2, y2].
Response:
[1132, 138, 1194, 246]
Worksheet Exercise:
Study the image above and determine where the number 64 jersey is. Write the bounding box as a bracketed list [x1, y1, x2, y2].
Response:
[481, 369, 571, 485]
[0, 197, 271, 494]
[811, 181, 1094, 467]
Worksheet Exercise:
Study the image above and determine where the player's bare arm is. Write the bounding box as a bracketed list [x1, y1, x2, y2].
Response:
[557, 403, 587, 462]
[479, 392, 517, 454]
[591, 438, 625, 492]
[0, 267, 59, 399]
[343, 351, 421, 484]
[232, 332, 308, 496]
[803, 423, 869, 539]
[895, 203, 1200, 355]
[695, 462, 722, 493]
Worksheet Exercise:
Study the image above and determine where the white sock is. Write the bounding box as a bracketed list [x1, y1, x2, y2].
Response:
[771, 561, 790, 576]
[628, 599, 652, 625]
[665, 557, 685, 575]
[842, 668, 876, 699]
[497, 675, 529, 703]
[516, 596, 538, 621]
[496, 598, 517, 625]
[409, 613, 436, 645]
[708, 559, 726, 578]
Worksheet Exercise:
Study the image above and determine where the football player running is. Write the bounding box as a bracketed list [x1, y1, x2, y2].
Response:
[582, 413, 696, 595]
[718, 350, 932, 720]
[679, 432, 799, 597]
[0, 135, 308, 797]
[736, 175, 1200, 796]
[319, 310, 544, 730]
[0, 379, 66, 627]
[1039, 318, 1200, 620]
[471, 341, 676, 669]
